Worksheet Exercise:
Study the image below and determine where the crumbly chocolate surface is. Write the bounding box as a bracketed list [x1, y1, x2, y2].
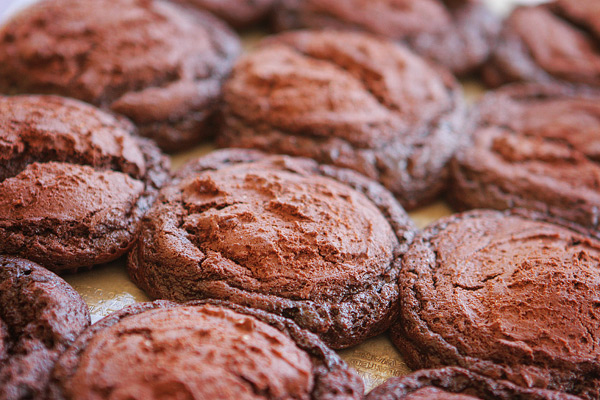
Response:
[483, 0, 600, 87]
[0, 95, 170, 272]
[392, 210, 600, 399]
[0, 0, 241, 151]
[273, 0, 500, 76]
[0, 255, 90, 400]
[449, 84, 600, 231]
[171, 0, 275, 29]
[48, 300, 364, 399]
[218, 31, 465, 210]
[128, 149, 416, 348]
[366, 367, 580, 400]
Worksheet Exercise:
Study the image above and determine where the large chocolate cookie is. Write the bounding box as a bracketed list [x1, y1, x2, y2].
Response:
[170, 0, 275, 29]
[48, 300, 364, 399]
[128, 149, 416, 348]
[484, 0, 600, 87]
[1, 256, 90, 400]
[366, 367, 579, 400]
[0, 95, 170, 272]
[273, 0, 500, 76]
[218, 31, 465, 210]
[392, 209, 600, 399]
[0, 0, 241, 152]
[449, 84, 600, 231]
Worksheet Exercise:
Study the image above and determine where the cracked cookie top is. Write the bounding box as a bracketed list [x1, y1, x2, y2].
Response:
[0, 95, 169, 272]
[128, 149, 416, 348]
[0, 255, 90, 400]
[0, 0, 241, 151]
[392, 209, 600, 399]
[48, 300, 364, 399]
[450, 84, 600, 231]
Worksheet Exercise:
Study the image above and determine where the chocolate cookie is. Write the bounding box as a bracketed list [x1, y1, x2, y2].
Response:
[0, 95, 170, 272]
[0, 0, 241, 152]
[449, 84, 600, 231]
[48, 300, 364, 399]
[170, 0, 275, 29]
[0, 255, 90, 400]
[483, 1, 600, 88]
[128, 149, 416, 348]
[366, 367, 580, 400]
[273, 0, 500, 76]
[218, 30, 466, 210]
[392, 209, 600, 399]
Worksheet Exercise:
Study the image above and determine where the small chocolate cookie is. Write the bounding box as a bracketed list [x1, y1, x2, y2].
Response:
[128, 149, 416, 348]
[273, 0, 500, 76]
[366, 367, 580, 400]
[48, 300, 364, 399]
[392, 209, 600, 399]
[449, 84, 600, 231]
[170, 0, 275, 29]
[483, 1, 600, 88]
[0, 0, 241, 152]
[0, 95, 170, 272]
[218, 31, 465, 210]
[0, 255, 90, 400]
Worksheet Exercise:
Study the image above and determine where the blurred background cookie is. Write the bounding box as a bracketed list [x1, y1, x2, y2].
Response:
[170, 0, 276, 29]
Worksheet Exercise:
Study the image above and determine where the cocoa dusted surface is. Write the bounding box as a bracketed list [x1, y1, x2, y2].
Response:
[272, 0, 500, 76]
[0, 256, 90, 400]
[170, 0, 276, 29]
[483, 0, 600, 87]
[48, 300, 364, 399]
[0, 95, 170, 272]
[128, 149, 416, 349]
[392, 209, 600, 399]
[218, 31, 466, 210]
[449, 84, 600, 231]
[366, 367, 580, 400]
[0, 0, 241, 152]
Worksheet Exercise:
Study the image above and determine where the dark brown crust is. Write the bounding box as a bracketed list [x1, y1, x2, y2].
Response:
[483, 2, 600, 88]
[47, 299, 364, 399]
[449, 84, 600, 232]
[128, 148, 416, 348]
[0, 95, 170, 272]
[0, 255, 90, 400]
[366, 367, 580, 400]
[272, 0, 500, 76]
[218, 31, 466, 210]
[0, 0, 241, 152]
[391, 209, 600, 399]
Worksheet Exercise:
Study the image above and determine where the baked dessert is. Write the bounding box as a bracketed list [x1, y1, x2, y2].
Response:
[0, 255, 90, 400]
[170, 0, 275, 29]
[128, 149, 416, 348]
[273, 0, 500, 76]
[483, 0, 600, 87]
[0, 0, 241, 152]
[0, 95, 170, 272]
[218, 30, 466, 210]
[47, 300, 364, 399]
[392, 209, 600, 399]
[366, 367, 580, 400]
[449, 84, 600, 231]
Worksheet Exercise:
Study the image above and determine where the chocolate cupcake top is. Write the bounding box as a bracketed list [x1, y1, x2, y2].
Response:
[273, 0, 500, 76]
[392, 209, 600, 399]
[219, 30, 465, 209]
[484, 0, 600, 87]
[366, 368, 580, 400]
[0, 255, 90, 400]
[171, 0, 275, 29]
[0, 0, 241, 151]
[0, 95, 169, 272]
[48, 300, 364, 399]
[129, 149, 416, 348]
[449, 84, 600, 231]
